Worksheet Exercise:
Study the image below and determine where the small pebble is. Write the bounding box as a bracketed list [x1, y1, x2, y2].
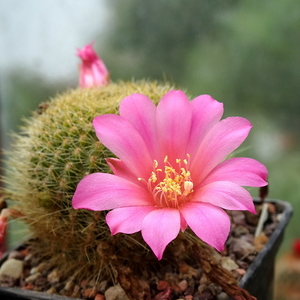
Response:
[154, 287, 172, 300]
[178, 280, 188, 292]
[254, 233, 269, 252]
[198, 284, 206, 295]
[236, 268, 246, 276]
[47, 269, 60, 284]
[23, 253, 33, 262]
[221, 257, 238, 271]
[0, 258, 24, 279]
[232, 225, 249, 237]
[217, 292, 230, 300]
[25, 272, 41, 283]
[71, 285, 81, 298]
[35, 275, 48, 288]
[138, 279, 150, 292]
[20, 248, 30, 257]
[8, 250, 25, 260]
[264, 223, 277, 237]
[207, 283, 220, 296]
[157, 280, 169, 290]
[97, 280, 108, 293]
[230, 211, 245, 225]
[277, 213, 283, 222]
[179, 263, 200, 278]
[230, 238, 256, 259]
[236, 260, 249, 270]
[171, 283, 181, 293]
[95, 294, 105, 300]
[22, 283, 34, 290]
[24, 253, 39, 267]
[185, 285, 195, 296]
[46, 286, 57, 294]
[83, 287, 98, 298]
[36, 262, 50, 273]
[199, 274, 208, 285]
[267, 203, 276, 214]
[246, 254, 256, 263]
[105, 284, 129, 300]
[80, 279, 88, 288]
[0, 274, 17, 287]
[64, 279, 75, 292]
[30, 267, 37, 275]
[244, 210, 260, 226]
[88, 278, 96, 287]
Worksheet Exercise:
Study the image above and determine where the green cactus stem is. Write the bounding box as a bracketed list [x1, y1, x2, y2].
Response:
[3, 80, 191, 286]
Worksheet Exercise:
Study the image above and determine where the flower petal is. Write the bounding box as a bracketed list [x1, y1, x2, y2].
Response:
[72, 173, 153, 211]
[106, 158, 137, 182]
[120, 93, 159, 158]
[188, 95, 224, 157]
[201, 157, 268, 187]
[106, 206, 155, 234]
[156, 90, 192, 163]
[141, 208, 181, 260]
[180, 202, 230, 252]
[193, 181, 256, 213]
[93, 114, 153, 179]
[191, 117, 252, 185]
[180, 214, 188, 231]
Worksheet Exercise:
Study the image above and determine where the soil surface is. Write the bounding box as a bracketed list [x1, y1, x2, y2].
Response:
[0, 201, 281, 300]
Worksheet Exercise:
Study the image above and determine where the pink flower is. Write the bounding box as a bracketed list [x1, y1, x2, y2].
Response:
[77, 42, 110, 88]
[72, 91, 268, 259]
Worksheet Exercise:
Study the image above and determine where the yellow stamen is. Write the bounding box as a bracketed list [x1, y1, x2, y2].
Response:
[144, 155, 194, 208]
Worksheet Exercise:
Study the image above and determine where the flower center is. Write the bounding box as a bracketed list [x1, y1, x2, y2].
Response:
[139, 155, 194, 208]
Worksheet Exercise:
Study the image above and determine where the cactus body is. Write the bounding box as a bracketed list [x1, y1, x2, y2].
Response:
[3, 80, 179, 283]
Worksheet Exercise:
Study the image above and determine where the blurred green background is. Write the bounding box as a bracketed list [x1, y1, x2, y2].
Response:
[1, 0, 299, 258]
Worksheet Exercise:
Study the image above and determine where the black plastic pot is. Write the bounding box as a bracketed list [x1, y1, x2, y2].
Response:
[234, 199, 293, 300]
[0, 199, 293, 300]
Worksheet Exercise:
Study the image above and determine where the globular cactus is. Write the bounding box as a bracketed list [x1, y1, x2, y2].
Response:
[3, 80, 179, 284]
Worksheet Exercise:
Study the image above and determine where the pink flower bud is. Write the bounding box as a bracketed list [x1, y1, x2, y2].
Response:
[77, 42, 110, 88]
[293, 239, 300, 256]
[0, 208, 11, 257]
